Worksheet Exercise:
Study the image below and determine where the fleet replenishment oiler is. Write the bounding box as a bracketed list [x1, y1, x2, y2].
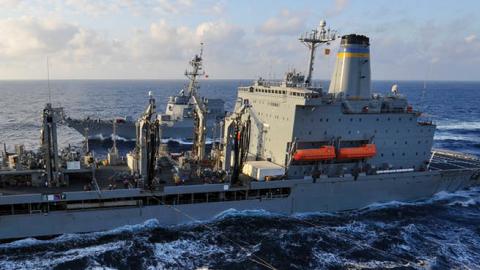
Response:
[1, 21, 479, 241]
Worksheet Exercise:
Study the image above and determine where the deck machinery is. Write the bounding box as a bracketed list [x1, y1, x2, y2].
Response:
[0, 21, 479, 241]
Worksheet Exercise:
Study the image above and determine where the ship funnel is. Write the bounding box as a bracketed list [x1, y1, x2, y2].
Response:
[328, 34, 371, 99]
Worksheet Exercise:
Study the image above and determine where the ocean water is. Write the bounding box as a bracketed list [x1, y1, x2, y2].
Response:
[0, 80, 479, 269]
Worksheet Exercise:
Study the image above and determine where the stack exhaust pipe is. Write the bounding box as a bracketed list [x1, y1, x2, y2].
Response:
[328, 34, 371, 99]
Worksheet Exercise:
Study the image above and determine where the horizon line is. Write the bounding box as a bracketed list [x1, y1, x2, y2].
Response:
[0, 78, 479, 83]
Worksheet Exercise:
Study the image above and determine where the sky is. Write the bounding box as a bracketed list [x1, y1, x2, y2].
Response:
[0, 0, 478, 81]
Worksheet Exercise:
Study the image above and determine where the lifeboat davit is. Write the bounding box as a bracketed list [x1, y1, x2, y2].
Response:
[338, 144, 376, 159]
[293, 146, 336, 161]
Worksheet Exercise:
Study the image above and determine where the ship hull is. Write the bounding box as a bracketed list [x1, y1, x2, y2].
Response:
[1, 169, 478, 240]
[65, 118, 219, 140]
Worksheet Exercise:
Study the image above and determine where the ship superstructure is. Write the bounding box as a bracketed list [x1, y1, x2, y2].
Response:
[228, 33, 433, 181]
[0, 21, 479, 241]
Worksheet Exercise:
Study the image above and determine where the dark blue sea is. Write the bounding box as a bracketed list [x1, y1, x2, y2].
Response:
[0, 80, 479, 269]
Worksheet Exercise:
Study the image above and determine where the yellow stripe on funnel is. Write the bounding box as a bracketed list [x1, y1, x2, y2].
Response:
[337, 52, 369, 58]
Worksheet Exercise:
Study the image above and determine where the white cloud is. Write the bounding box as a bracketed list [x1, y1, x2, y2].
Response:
[154, 0, 193, 14]
[465, 34, 476, 43]
[0, 17, 78, 58]
[327, 0, 349, 16]
[258, 10, 305, 36]
[0, 0, 23, 8]
[0, 3, 478, 81]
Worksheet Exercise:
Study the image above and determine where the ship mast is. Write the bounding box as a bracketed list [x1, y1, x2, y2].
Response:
[185, 43, 205, 97]
[186, 44, 207, 162]
[299, 20, 337, 86]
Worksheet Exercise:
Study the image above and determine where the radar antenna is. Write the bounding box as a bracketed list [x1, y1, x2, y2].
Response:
[299, 20, 337, 86]
[185, 43, 205, 97]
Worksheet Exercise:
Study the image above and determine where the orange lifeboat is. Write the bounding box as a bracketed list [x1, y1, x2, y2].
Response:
[293, 146, 336, 161]
[338, 144, 376, 159]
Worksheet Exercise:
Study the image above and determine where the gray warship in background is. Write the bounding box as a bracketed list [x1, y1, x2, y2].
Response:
[64, 63, 225, 141]
[1, 21, 479, 241]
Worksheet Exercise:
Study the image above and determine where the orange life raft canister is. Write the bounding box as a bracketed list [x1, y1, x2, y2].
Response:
[338, 144, 376, 159]
[293, 146, 336, 161]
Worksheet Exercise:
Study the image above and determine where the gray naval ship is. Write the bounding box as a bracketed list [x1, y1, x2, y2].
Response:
[64, 53, 225, 141]
[1, 21, 480, 241]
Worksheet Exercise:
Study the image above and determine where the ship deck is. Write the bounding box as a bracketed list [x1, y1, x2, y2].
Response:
[429, 149, 480, 171]
[1, 150, 479, 197]
[0, 161, 226, 196]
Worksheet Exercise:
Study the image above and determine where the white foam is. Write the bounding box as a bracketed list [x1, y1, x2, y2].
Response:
[0, 219, 161, 249]
[212, 208, 281, 220]
[160, 137, 218, 145]
[434, 133, 480, 143]
[312, 250, 342, 266]
[436, 121, 480, 131]
[292, 211, 339, 218]
[153, 238, 252, 269]
[0, 241, 126, 270]
[358, 187, 480, 212]
[447, 198, 478, 207]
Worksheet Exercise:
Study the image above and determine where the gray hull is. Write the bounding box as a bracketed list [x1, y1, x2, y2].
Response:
[65, 118, 219, 140]
[1, 170, 478, 240]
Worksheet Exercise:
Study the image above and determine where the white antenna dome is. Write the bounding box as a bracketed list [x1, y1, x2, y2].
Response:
[148, 91, 153, 97]
[391, 84, 399, 94]
[319, 20, 326, 28]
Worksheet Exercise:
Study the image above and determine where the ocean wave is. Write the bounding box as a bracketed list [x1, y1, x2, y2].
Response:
[212, 208, 282, 220]
[436, 121, 480, 132]
[162, 138, 219, 145]
[0, 219, 161, 249]
[0, 241, 126, 270]
[153, 239, 250, 269]
[357, 187, 480, 213]
[434, 133, 480, 143]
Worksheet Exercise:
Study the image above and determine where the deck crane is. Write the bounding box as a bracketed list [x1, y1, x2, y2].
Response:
[133, 91, 161, 188]
[221, 98, 267, 185]
[185, 44, 207, 162]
